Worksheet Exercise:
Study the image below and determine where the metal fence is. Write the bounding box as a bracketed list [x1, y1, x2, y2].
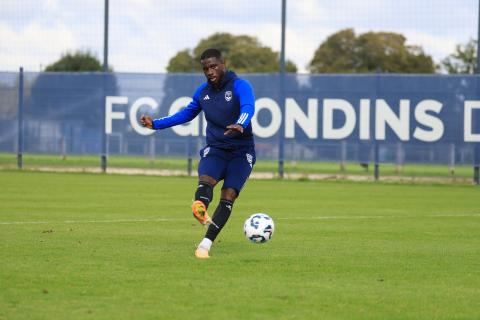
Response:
[1, 70, 479, 182]
[1, 1, 479, 182]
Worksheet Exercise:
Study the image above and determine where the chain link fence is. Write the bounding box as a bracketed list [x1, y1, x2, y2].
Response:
[1, 1, 479, 183]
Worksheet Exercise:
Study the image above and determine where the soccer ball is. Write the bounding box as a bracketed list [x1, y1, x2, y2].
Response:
[243, 213, 275, 243]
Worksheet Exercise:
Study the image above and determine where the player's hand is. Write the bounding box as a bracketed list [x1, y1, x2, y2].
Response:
[224, 124, 244, 136]
[140, 115, 153, 129]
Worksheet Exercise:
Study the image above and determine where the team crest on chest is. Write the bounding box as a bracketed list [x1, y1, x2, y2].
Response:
[225, 91, 232, 102]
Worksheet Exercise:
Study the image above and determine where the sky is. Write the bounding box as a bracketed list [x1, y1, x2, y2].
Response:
[0, 0, 477, 73]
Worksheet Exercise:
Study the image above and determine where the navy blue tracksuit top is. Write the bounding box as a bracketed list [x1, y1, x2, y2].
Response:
[152, 71, 255, 150]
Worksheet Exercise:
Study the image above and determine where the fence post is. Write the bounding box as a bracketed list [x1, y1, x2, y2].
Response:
[278, 0, 287, 178]
[395, 142, 403, 174]
[187, 136, 193, 176]
[475, 145, 480, 185]
[475, 0, 480, 185]
[340, 140, 347, 171]
[149, 135, 156, 161]
[448, 143, 455, 176]
[100, 0, 109, 173]
[17, 67, 24, 169]
[374, 142, 380, 181]
[373, 71, 382, 181]
[61, 136, 67, 161]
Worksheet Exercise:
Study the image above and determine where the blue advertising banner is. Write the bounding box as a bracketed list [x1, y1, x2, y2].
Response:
[0, 72, 478, 164]
[102, 73, 480, 144]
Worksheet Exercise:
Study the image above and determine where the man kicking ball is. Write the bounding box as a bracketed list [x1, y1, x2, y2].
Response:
[140, 48, 256, 259]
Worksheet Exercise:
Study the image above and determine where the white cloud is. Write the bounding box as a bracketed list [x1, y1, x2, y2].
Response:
[0, 22, 77, 71]
[125, 0, 153, 6]
[289, 0, 328, 22]
[0, 0, 477, 73]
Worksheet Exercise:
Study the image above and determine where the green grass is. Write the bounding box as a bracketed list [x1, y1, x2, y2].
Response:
[0, 171, 479, 319]
[0, 152, 474, 179]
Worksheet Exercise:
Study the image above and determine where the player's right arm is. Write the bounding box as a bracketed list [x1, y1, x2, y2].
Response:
[140, 84, 205, 130]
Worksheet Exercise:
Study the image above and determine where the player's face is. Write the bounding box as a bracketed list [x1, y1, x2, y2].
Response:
[201, 57, 225, 85]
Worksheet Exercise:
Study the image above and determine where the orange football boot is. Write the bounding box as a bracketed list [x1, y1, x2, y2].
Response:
[191, 200, 212, 225]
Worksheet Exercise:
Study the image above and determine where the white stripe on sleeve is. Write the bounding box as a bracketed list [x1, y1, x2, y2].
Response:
[237, 113, 247, 125]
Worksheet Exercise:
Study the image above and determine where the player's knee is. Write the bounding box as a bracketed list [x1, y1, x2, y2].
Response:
[221, 188, 238, 202]
[199, 175, 217, 187]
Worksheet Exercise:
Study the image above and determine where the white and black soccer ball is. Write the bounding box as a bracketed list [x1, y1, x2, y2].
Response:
[243, 213, 275, 243]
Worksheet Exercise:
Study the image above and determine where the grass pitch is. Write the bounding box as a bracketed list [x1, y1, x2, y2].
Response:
[0, 170, 479, 319]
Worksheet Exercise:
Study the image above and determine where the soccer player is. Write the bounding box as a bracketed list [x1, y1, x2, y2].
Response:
[140, 48, 255, 259]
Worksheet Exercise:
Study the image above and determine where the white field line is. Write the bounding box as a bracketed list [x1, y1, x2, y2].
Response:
[278, 213, 480, 220]
[0, 214, 479, 225]
[0, 218, 192, 225]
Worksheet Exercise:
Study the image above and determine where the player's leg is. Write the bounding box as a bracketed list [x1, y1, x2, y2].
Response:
[197, 150, 255, 257]
[196, 189, 237, 259]
[192, 175, 217, 225]
[194, 175, 217, 209]
[203, 188, 237, 243]
[192, 147, 227, 225]
[194, 147, 228, 259]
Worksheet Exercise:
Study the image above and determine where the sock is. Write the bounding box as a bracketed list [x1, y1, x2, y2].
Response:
[205, 199, 234, 242]
[194, 181, 213, 209]
[198, 238, 212, 251]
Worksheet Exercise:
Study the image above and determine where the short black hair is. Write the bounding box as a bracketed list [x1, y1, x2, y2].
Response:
[200, 48, 223, 61]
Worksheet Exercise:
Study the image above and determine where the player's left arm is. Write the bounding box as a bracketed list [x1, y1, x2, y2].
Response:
[225, 79, 255, 135]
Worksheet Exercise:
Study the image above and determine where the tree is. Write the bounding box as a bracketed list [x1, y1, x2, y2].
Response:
[441, 39, 477, 74]
[45, 50, 110, 72]
[166, 49, 197, 73]
[167, 32, 297, 73]
[308, 29, 435, 73]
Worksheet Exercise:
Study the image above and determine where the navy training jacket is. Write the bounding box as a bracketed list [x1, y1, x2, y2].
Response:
[152, 71, 255, 150]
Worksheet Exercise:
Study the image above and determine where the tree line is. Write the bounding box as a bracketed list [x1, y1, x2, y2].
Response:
[45, 29, 477, 74]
